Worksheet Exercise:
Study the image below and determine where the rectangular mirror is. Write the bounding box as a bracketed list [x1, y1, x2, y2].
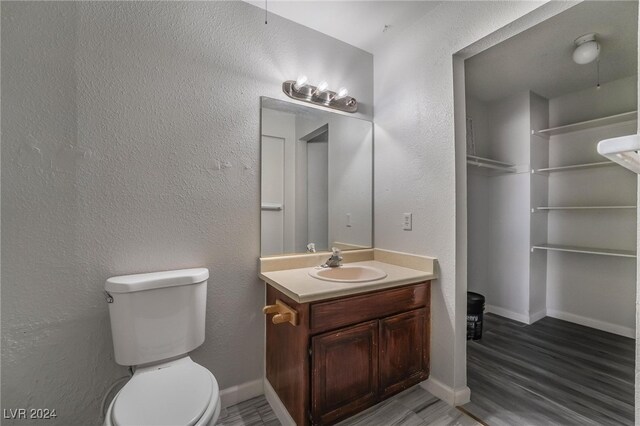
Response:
[261, 97, 373, 256]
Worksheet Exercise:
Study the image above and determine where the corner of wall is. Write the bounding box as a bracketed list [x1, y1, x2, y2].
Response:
[420, 377, 471, 406]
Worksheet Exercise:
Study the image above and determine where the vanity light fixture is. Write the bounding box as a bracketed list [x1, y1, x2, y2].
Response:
[282, 77, 358, 113]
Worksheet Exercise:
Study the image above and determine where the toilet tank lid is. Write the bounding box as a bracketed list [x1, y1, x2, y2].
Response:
[105, 268, 209, 293]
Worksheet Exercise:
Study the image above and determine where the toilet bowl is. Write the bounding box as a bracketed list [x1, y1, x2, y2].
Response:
[104, 268, 221, 426]
[103, 357, 221, 426]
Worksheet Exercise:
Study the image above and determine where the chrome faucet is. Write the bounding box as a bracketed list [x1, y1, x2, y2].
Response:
[322, 247, 343, 268]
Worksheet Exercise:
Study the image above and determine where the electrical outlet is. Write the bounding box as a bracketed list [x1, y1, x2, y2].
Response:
[403, 213, 412, 231]
[346, 213, 352, 227]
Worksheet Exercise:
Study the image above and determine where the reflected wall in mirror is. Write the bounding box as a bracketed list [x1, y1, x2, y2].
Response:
[261, 97, 373, 256]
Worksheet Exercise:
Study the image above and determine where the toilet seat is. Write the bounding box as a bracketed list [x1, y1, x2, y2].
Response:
[107, 357, 220, 426]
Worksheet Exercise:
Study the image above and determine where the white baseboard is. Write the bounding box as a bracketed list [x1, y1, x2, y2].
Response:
[485, 304, 546, 325]
[420, 377, 471, 406]
[484, 305, 634, 337]
[546, 309, 635, 338]
[485, 304, 529, 324]
[220, 378, 264, 408]
[529, 308, 547, 324]
[264, 379, 295, 426]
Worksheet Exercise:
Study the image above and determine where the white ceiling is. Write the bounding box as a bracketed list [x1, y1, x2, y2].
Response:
[244, 0, 441, 53]
[465, 1, 638, 103]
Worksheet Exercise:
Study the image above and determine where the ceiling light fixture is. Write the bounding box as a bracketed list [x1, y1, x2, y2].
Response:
[572, 33, 600, 65]
[283, 78, 358, 113]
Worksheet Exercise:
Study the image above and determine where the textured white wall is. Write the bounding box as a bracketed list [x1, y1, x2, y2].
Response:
[373, 0, 564, 393]
[1, 2, 372, 424]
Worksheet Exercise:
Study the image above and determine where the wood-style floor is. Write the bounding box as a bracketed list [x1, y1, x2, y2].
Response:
[218, 385, 481, 426]
[464, 313, 635, 426]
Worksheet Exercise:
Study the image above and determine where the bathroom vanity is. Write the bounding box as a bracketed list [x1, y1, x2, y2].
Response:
[260, 251, 436, 425]
[259, 97, 436, 424]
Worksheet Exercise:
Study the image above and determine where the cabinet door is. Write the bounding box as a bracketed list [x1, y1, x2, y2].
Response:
[379, 308, 429, 398]
[311, 320, 378, 425]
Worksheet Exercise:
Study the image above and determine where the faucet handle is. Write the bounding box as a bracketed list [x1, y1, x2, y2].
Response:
[331, 247, 341, 255]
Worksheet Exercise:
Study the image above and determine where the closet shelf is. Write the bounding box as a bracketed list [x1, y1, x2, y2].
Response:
[534, 161, 616, 174]
[535, 205, 636, 211]
[466, 155, 516, 173]
[531, 244, 636, 258]
[532, 111, 637, 137]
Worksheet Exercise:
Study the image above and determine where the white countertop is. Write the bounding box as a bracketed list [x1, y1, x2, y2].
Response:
[260, 260, 437, 303]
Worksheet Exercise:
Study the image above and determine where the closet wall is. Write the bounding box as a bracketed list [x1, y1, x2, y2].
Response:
[468, 76, 637, 336]
[467, 97, 491, 299]
[542, 76, 637, 336]
[485, 92, 533, 320]
[467, 91, 545, 323]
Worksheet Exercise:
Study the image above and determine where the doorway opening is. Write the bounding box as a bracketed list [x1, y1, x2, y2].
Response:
[301, 124, 330, 252]
[456, 2, 637, 423]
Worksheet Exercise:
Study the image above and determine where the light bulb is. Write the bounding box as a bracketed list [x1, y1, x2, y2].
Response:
[294, 75, 308, 90]
[316, 81, 329, 92]
[335, 87, 349, 99]
[573, 41, 600, 64]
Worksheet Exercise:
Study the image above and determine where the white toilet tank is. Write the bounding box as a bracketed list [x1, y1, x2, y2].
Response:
[105, 268, 209, 366]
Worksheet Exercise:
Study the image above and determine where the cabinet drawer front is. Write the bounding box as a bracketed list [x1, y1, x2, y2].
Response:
[310, 282, 429, 333]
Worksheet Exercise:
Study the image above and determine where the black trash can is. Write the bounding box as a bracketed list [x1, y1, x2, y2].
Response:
[467, 292, 485, 340]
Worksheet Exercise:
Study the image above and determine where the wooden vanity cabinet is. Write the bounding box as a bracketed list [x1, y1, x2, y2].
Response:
[265, 281, 431, 425]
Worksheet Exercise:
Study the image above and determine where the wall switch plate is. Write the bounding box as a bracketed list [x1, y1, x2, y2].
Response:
[403, 213, 412, 231]
[346, 213, 352, 227]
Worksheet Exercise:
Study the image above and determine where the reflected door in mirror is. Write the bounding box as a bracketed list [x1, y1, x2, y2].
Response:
[261, 135, 285, 256]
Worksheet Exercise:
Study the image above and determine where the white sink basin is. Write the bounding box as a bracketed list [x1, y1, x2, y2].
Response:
[308, 265, 387, 283]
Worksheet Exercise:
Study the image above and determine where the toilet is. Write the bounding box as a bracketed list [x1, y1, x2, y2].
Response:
[103, 268, 221, 426]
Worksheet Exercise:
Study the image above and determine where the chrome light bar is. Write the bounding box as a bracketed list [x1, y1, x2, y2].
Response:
[282, 80, 358, 113]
